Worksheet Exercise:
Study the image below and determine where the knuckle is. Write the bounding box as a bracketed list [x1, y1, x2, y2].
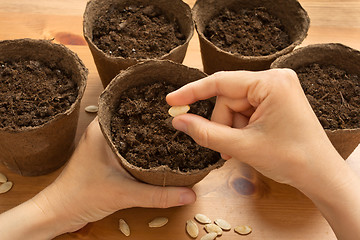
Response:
[194, 125, 211, 148]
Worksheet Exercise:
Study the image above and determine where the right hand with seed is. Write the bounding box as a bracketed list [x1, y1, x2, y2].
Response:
[166, 69, 360, 240]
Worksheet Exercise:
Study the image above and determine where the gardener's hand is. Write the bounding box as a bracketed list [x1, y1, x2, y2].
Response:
[0, 119, 196, 240]
[167, 69, 338, 187]
[166, 69, 360, 240]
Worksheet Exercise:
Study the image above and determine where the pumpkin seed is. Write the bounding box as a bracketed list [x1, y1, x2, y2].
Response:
[168, 105, 190, 117]
[119, 219, 130, 237]
[0, 173, 7, 183]
[0, 181, 13, 194]
[186, 220, 199, 238]
[195, 213, 212, 224]
[204, 223, 223, 236]
[84, 105, 99, 113]
[148, 217, 168, 228]
[200, 232, 217, 240]
[234, 225, 252, 235]
[214, 218, 231, 231]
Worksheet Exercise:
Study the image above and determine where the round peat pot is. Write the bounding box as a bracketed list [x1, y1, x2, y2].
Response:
[271, 43, 360, 159]
[83, 0, 194, 88]
[98, 60, 225, 186]
[0, 39, 87, 176]
[192, 0, 310, 74]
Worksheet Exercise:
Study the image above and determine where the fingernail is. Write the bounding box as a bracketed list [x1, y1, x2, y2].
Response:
[179, 191, 195, 205]
[172, 118, 188, 133]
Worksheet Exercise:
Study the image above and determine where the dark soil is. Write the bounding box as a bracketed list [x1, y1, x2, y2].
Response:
[92, 4, 185, 59]
[204, 7, 291, 56]
[296, 63, 360, 130]
[0, 60, 78, 129]
[110, 82, 220, 171]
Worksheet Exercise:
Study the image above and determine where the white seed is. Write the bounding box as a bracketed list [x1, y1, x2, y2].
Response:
[194, 213, 212, 224]
[186, 220, 199, 238]
[148, 217, 168, 227]
[84, 105, 99, 113]
[119, 219, 130, 237]
[200, 232, 217, 240]
[204, 223, 223, 236]
[0, 181, 13, 194]
[0, 172, 7, 183]
[214, 218, 231, 230]
[234, 225, 252, 235]
[168, 105, 190, 117]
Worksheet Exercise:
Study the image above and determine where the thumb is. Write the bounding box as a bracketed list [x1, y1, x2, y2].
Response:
[128, 183, 196, 208]
[172, 114, 255, 159]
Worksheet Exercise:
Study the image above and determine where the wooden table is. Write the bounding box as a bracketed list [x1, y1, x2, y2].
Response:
[0, 0, 359, 239]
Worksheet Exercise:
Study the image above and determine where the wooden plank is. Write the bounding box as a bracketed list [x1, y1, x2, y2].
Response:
[0, 0, 359, 239]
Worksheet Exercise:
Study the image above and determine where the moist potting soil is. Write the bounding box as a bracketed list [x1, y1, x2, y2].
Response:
[110, 81, 220, 171]
[204, 7, 291, 56]
[297, 63, 360, 130]
[92, 4, 185, 59]
[0, 60, 78, 129]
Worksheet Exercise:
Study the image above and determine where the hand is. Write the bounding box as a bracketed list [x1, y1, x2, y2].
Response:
[0, 118, 196, 239]
[167, 69, 340, 188]
[167, 69, 360, 240]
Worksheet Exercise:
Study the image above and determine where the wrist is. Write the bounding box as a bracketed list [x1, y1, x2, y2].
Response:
[293, 147, 360, 239]
[0, 188, 68, 240]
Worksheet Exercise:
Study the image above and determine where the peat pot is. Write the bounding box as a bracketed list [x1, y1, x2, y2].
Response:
[98, 60, 225, 186]
[271, 43, 360, 159]
[0, 39, 87, 176]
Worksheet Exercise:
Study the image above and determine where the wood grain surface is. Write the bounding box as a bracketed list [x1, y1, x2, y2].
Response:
[0, 0, 359, 239]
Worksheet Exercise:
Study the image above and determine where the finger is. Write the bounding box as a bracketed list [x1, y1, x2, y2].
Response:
[172, 114, 254, 158]
[211, 96, 252, 126]
[233, 113, 249, 128]
[126, 183, 196, 208]
[166, 71, 262, 106]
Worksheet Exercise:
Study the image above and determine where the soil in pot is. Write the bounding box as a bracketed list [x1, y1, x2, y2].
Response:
[296, 63, 360, 130]
[110, 81, 220, 171]
[0, 60, 78, 129]
[204, 7, 291, 56]
[92, 4, 185, 59]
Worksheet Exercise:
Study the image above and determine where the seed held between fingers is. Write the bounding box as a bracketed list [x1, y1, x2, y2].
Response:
[168, 105, 190, 117]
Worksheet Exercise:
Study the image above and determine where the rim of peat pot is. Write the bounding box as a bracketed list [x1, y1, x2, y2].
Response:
[0, 38, 88, 176]
[98, 60, 225, 186]
[271, 43, 360, 160]
[192, 0, 310, 74]
[83, 0, 194, 88]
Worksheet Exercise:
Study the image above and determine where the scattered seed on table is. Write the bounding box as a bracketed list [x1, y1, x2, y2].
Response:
[84, 105, 99, 113]
[234, 225, 252, 235]
[168, 105, 190, 117]
[119, 219, 130, 237]
[0, 181, 13, 194]
[195, 213, 212, 224]
[148, 217, 168, 228]
[200, 232, 217, 240]
[0, 172, 7, 183]
[186, 219, 199, 238]
[204, 223, 223, 236]
[214, 218, 231, 231]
